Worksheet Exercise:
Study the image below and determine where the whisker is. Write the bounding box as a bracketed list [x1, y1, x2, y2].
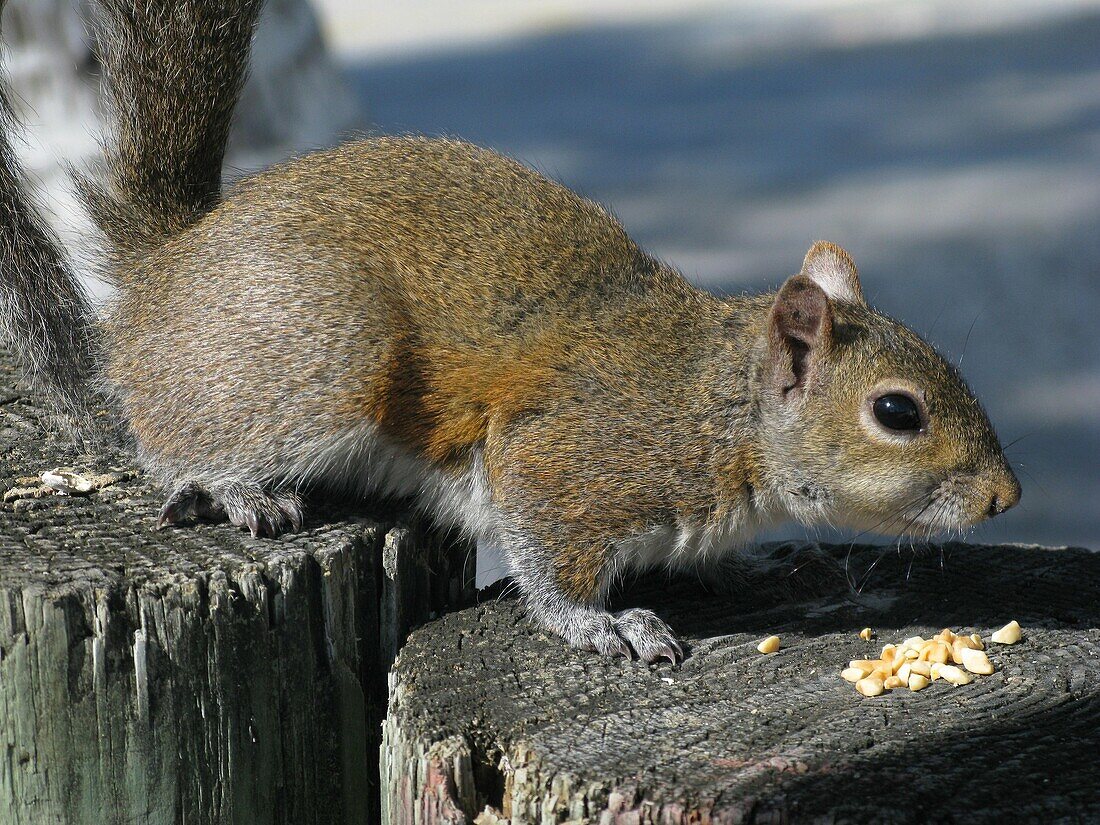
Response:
[855, 497, 939, 593]
[842, 490, 939, 590]
[848, 490, 940, 543]
[843, 502, 919, 587]
[905, 550, 917, 582]
[1002, 432, 1036, 453]
[926, 497, 952, 544]
[958, 309, 983, 368]
[1013, 463, 1050, 498]
[926, 298, 950, 337]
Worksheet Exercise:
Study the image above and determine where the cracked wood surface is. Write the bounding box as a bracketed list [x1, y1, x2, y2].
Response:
[385, 539, 1100, 824]
[3, 352, 1097, 824]
[0, 354, 475, 824]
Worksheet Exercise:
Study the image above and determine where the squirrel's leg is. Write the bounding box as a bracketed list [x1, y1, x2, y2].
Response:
[158, 480, 304, 538]
[498, 526, 683, 664]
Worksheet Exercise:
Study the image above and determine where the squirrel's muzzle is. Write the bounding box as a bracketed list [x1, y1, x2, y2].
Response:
[986, 465, 1022, 519]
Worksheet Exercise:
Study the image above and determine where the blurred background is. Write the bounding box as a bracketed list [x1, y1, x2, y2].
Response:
[4, 1, 1098, 558]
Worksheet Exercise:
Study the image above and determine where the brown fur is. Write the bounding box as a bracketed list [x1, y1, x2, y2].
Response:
[0, 3, 1019, 659]
[76, 0, 265, 263]
[346, 334, 559, 464]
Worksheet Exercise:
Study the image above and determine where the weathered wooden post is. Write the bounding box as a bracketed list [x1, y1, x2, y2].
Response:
[382, 541, 1100, 823]
[0, 353, 475, 824]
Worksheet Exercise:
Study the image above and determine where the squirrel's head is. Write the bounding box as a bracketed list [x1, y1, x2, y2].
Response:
[757, 241, 1020, 537]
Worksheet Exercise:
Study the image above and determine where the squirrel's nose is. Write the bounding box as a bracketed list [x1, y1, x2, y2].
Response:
[986, 468, 1021, 518]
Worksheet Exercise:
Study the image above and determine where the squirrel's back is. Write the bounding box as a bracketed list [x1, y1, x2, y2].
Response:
[106, 137, 717, 484]
[119, 137, 691, 328]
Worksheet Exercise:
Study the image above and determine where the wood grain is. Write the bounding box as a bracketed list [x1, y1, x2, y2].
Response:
[385, 541, 1100, 823]
[0, 353, 475, 824]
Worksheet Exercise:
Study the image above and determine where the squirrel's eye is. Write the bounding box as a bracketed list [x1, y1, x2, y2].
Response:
[872, 394, 922, 432]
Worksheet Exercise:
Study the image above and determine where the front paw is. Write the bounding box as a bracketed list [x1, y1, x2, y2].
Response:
[557, 607, 684, 664]
[612, 608, 684, 664]
[765, 541, 851, 600]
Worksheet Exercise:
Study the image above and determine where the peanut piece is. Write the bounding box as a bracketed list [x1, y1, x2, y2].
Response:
[883, 675, 905, 690]
[950, 642, 963, 665]
[842, 667, 869, 683]
[909, 661, 932, 678]
[757, 635, 781, 654]
[908, 673, 931, 691]
[896, 662, 912, 682]
[991, 620, 1022, 645]
[938, 665, 973, 685]
[924, 642, 950, 664]
[856, 676, 885, 697]
[951, 640, 976, 664]
[859, 627, 874, 641]
[960, 647, 994, 675]
[969, 633, 984, 650]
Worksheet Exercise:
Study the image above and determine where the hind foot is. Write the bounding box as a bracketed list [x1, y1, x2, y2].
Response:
[157, 480, 304, 538]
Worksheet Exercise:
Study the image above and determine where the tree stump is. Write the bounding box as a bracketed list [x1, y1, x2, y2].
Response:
[384, 540, 1100, 823]
[0, 353, 475, 824]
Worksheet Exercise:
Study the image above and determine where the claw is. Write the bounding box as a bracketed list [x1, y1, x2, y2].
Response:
[595, 634, 632, 659]
[646, 642, 683, 666]
[558, 607, 682, 664]
[156, 502, 177, 529]
[157, 481, 304, 538]
[157, 482, 206, 528]
[611, 607, 685, 665]
[667, 640, 686, 665]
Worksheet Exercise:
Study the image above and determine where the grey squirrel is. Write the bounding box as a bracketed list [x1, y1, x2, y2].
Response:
[0, 0, 1019, 663]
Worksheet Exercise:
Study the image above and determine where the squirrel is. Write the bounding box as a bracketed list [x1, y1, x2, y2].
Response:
[0, 0, 1020, 663]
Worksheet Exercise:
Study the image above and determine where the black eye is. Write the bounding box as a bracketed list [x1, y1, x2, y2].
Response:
[872, 393, 923, 432]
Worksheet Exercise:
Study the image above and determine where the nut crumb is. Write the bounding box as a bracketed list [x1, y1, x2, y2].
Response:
[991, 620, 1022, 645]
[842, 625, 1014, 697]
[756, 635, 781, 654]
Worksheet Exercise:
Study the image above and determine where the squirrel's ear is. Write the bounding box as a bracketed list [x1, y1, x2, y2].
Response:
[767, 274, 833, 399]
[800, 241, 864, 305]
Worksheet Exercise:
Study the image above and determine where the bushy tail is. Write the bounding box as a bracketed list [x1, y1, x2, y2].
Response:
[0, 82, 104, 441]
[77, 0, 265, 271]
